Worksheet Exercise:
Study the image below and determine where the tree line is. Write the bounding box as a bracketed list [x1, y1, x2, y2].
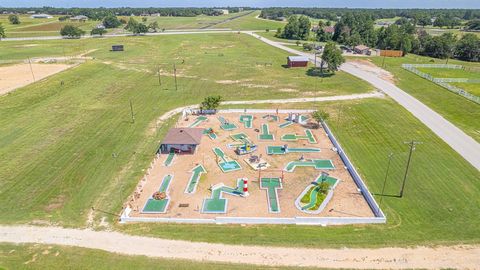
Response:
[260, 8, 480, 22]
[0, 7, 250, 20]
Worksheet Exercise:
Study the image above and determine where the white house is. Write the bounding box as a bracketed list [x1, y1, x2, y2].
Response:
[31, 14, 53, 19]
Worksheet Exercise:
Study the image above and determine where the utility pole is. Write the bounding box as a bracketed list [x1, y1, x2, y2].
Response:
[379, 153, 394, 206]
[173, 63, 178, 91]
[27, 57, 36, 82]
[399, 140, 422, 198]
[129, 100, 135, 123]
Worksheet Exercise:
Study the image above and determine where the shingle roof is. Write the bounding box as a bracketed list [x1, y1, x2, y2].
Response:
[161, 128, 203, 145]
[354, 45, 370, 51]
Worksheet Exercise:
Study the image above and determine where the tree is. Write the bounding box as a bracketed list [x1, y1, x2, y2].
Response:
[132, 23, 148, 34]
[297, 15, 311, 40]
[321, 42, 345, 73]
[148, 21, 159, 32]
[303, 43, 314, 51]
[142, 17, 147, 22]
[8, 14, 20, 25]
[0, 23, 5, 40]
[90, 27, 107, 36]
[455, 34, 480, 62]
[200, 96, 222, 111]
[282, 15, 300, 39]
[125, 17, 138, 31]
[311, 110, 330, 126]
[103, 15, 122, 28]
[60, 25, 85, 39]
[465, 20, 480, 31]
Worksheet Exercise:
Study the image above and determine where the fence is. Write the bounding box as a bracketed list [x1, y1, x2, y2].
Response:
[402, 64, 480, 104]
[379, 49, 403, 57]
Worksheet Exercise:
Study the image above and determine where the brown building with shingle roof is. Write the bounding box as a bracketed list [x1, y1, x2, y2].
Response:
[159, 128, 203, 154]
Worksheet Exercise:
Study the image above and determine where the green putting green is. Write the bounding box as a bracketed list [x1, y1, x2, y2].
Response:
[202, 179, 245, 213]
[164, 152, 175, 166]
[262, 114, 279, 122]
[218, 116, 237, 131]
[189, 116, 207, 127]
[230, 132, 251, 143]
[142, 174, 173, 213]
[266, 146, 321, 155]
[213, 147, 227, 162]
[203, 128, 217, 140]
[239, 115, 253, 128]
[260, 178, 282, 213]
[185, 164, 206, 194]
[259, 123, 274, 141]
[299, 176, 338, 211]
[279, 121, 293, 128]
[213, 147, 242, 172]
[281, 129, 316, 144]
[284, 159, 334, 172]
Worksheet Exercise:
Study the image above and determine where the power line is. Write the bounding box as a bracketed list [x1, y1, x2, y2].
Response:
[399, 140, 422, 198]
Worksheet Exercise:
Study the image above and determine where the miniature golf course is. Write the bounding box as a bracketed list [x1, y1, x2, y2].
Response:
[184, 164, 206, 194]
[260, 177, 283, 213]
[259, 123, 274, 141]
[279, 121, 293, 128]
[230, 132, 251, 143]
[239, 115, 253, 128]
[266, 146, 321, 155]
[281, 129, 316, 143]
[142, 174, 173, 213]
[203, 128, 217, 139]
[218, 116, 237, 131]
[262, 114, 279, 122]
[213, 147, 242, 172]
[189, 116, 207, 127]
[284, 159, 334, 172]
[201, 179, 245, 213]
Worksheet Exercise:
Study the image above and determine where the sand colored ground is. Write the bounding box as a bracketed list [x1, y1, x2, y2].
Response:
[127, 112, 373, 219]
[0, 63, 73, 95]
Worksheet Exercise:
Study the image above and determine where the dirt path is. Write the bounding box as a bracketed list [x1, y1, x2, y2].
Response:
[0, 63, 74, 96]
[1, 225, 478, 269]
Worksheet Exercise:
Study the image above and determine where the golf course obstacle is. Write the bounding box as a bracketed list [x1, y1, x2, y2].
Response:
[266, 145, 321, 155]
[281, 129, 316, 144]
[203, 128, 217, 140]
[295, 174, 339, 214]
[244, 155, 271, 170]
[213, 147, 242, 172]
[262, 114, 279, 122]
[287, 113, 308, 125]
[163, 152, 175, 166]
[278, 121, 293, 128]
[239, 114, 253, 128]
[234, 143, 258, 155]
[189, 116, 207, 128]
[218, 116, 237, 131]
[260, 177, 283, 213]
[142, 174, 173, 213]
[201, 178, 248, 214]
[258, 123, 274, 141]
[284, 159, 334, 172]
[184, 164, 206, 194]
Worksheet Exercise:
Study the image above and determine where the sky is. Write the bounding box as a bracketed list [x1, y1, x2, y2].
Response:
[1, 0, 479, 9]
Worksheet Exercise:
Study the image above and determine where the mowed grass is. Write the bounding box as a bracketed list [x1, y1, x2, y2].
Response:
[0, 34, 373, 226]
[123, 98, 480, 248]
[451, 82, 480, 96]
[417, 67, 480, 79]
[0, 244, 314, 270]
[362, 54, 480, 142]
[215, 10, 286, 30]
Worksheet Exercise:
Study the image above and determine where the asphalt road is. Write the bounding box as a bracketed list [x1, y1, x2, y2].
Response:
[247, 32, 480, 171]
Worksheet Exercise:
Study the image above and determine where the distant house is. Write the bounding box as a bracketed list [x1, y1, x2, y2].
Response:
[96, 24, 106, 29]
[70, 15, 88, 22]
[27, 11, 36, 14]
[354, 45, 370, 55]
[213, 9, 229, 15]
[31, 14, 53, 19]
[159, 128, 204, 154]
[323, 26, 335, 34]
[287, 56, 309, 68]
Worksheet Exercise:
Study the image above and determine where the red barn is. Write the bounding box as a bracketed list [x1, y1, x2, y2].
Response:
[287, 56, 309, 68]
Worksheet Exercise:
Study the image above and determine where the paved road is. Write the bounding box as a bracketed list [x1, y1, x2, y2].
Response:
[1, 225, 479, 269]
[247, 32, 480, 170]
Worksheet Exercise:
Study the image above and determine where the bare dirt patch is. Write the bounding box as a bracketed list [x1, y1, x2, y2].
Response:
[0, 63, 74, 95]
[347, 59, 395, 84]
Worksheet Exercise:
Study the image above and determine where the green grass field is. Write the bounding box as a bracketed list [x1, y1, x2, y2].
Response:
[360, 54, 480, 142]
[417, 67, 480, 79]
[215, 11, 286, 30]
[451, 82, 480, 96]
[0, 33, 372, 227]
[0, 243, 311, 270]
[122, 97, 480, 248]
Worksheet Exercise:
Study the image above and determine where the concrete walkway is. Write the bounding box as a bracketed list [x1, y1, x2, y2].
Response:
[1, 225, 479, 269]
[247, 32, 480, 170]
